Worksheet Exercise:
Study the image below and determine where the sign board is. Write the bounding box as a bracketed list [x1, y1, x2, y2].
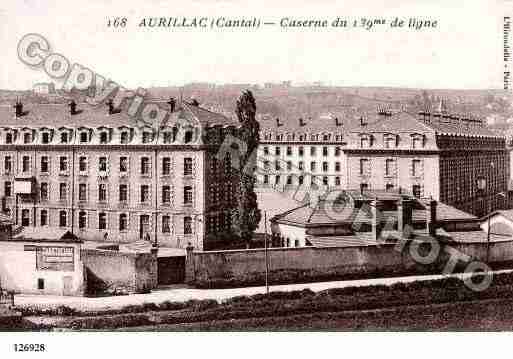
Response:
[36, 246, 74, 271]
[14, 179, 33, 194]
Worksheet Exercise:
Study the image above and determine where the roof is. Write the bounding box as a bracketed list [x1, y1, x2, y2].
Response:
[0, 101, 239, 129]
[9, 227, 82, 243]
[482, 209, 513, 223]
[352, 111, 500, 138]
[272, 190, 476, 227]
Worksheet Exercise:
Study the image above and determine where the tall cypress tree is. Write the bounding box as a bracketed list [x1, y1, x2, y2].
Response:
[234, 90, 261, 247]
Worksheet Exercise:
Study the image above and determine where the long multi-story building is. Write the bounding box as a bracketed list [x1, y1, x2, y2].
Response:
[0, 100, 241, 250]
[256, 109, 509, 218]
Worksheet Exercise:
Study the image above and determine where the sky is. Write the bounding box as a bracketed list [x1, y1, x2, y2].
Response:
[0, 0, 510, 90]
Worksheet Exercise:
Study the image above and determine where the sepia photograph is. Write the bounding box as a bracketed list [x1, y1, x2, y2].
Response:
[0, 0, 513, 356]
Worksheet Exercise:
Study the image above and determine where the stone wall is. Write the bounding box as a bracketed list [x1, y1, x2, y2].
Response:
[82, 248, 157, 294]
[185, 239, 513, 287]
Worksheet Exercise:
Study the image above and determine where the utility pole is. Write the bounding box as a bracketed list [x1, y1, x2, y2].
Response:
[264, 211, 269, 295]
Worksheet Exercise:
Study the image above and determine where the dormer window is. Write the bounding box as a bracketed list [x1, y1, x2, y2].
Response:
[5, 133, 13, 144]
[120, 131, 129, 144]
[41, 132, 50, 144]
[323, 134, 330, 141]
[60, 132, 69, 144]
[23, 133, 32, 144]
[184, 130, 193, 144]
[142, 132, 152, 143]
[163, 131, 172, 144]
[99, 132, 109, 144]
[384, 134, 397, 149]
[360, 135, 372, 148]
[411, 135, 424, 149]
[299, 134, 306, 141]
[80, 132, 89, 143]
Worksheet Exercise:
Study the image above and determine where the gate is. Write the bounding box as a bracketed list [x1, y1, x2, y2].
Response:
[157, 256, 185, 285]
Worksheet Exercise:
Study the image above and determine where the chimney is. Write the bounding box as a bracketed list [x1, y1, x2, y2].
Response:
[68, 100, 77, 115]
[14, 100, 23, 117]
[167, 97, 176, 112]
[371, 198, 382, 241]
[426, 199, 437, 237]
[106, 99, 115, 115]
[398, 199, 413, 238]
[275, 118, 281, 127]
[335, 117, 341, 127]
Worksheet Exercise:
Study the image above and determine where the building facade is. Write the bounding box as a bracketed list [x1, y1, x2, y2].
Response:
[0, 100, 241, 250]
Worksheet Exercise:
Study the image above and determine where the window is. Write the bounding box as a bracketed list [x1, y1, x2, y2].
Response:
[274, 160, 281, 171]
[99, 132, 108, 144]
[360, 183, 368, 192]
[79, 156, 87, 172]
[40, 210, 48, 226]
[275, 147, 281, 156]
[59, 210, 67, 227]
[385, 159, 395, 176]
[22, 156, 30, 172]
[119, 184, 128, 202]
[41, 132, 50, 144]
[140, 157, 150, 175]
[4, 182, 11, 197]
[184, 131, 193, 143]
[286, 147, 292, 156]
[59, 156, 68, 172]
[80, 132, 88, 143]
[99, 156, 108, 172]
[412, 136, 422, 149]
[5, 133, 13, 144]
[323, 147, 328, 156]
[298, 147, 304, 157]
[359, 159, 369, 175]
[119, 213, 128, 231]
[184, 216, 192, 234]
[275, 175, 281, 185]
[286, 175, 292, 185]
[322, 162, 328, 172]
[38, 278, 44, 290]
[310, 162, 316, 172]
[298, 161, 304, 171]
[4, 156, 12, 173]
[79, 211, 87, 229]
[184, 186, 193, 204]
[162, 157, 171, 175]
[120, 131, 129, 144]
[323, 176, 328, 186]
[23, 133, 31, 144]
[140, 185, 150, 203]
[119, 156, 128, 173]
[298, 176, 304, 185]
[412, 159, 422, 177]
[263, 161, 270, 171]
[263, 174, 269, 184]
[21, 209, 30, 227]
[287, 161, 292, 171]
[162, 131, 172, 144]
[142, 132, 151, 143]
[263, 147, 269, 155]
[310, 147, 316, 156]
[60, 132, 68, 143]
[360, 136, 370, 148]
[98, 184, 107, 202]
[386, 183, 394, 192]
[184, 158, 193, 176]
[335, 162, 341, 172]
[40, 182, 49, 201]
[78, 183, 87, 201]
[98, 212, 107, 230]
[162, 185, 171, 204]
[335, 176, 341, 186]
[162, 215, 170, 233]
[335, 147, 341, 156]
[412, 184, 421, 198]
[59, 183, 67, 201]
[40, 156, 49, 173]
